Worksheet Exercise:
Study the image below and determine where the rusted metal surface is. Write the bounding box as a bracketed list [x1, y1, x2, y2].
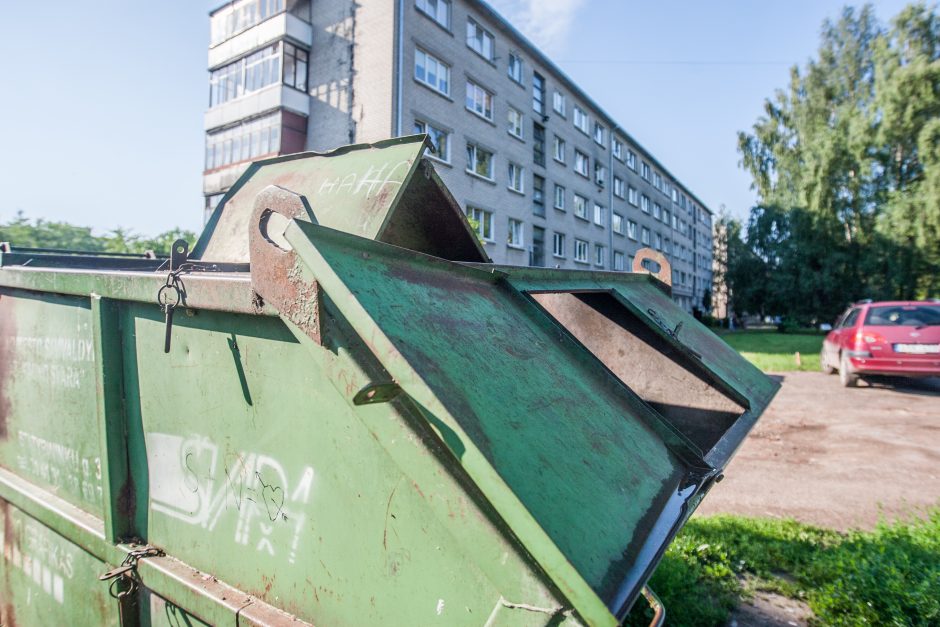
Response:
[632, 247, 672, 287]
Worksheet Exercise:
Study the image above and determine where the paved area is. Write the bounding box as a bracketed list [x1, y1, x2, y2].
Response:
[697, 372, 940, 530]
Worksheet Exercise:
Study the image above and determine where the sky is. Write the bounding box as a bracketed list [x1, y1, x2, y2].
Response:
[0, 0, 915, 236]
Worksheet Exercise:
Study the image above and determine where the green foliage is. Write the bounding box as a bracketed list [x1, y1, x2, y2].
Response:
[732, 3, 940, 320]
[720, 330, 824, 371]
[626, 511, 940, 627]
[0, 212, 196, 256]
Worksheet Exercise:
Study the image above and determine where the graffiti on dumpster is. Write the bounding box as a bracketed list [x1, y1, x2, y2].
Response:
[148, 432, 314, 563]
[16, 430, 102, 507]
[1, 508, 76, 604]
[316, 160, 410, 199]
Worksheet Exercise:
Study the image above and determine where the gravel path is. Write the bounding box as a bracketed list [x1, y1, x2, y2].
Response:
[696, 372, 940, 530]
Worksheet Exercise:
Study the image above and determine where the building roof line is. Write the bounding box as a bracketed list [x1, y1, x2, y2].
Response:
[469, 0, 713, 215]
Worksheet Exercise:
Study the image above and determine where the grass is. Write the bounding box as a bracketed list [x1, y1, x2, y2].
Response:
[625, 511, 940, 626]
[719, 330, 825, 372]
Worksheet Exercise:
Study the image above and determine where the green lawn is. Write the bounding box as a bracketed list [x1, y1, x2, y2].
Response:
[625, 511, 940, 626]
[719, 330, 825, 372]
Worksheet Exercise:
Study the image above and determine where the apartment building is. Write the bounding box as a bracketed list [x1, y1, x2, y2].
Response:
[204, 0, 714, 311]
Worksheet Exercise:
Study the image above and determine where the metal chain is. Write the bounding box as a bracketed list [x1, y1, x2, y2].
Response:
[99, 546, 166, 619]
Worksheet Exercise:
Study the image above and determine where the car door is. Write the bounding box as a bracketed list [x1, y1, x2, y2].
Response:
[824, 309, 851, 364]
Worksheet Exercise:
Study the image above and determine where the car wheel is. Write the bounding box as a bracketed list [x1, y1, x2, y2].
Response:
[821, 350, 835, 375]
[840, 353, 859, 388]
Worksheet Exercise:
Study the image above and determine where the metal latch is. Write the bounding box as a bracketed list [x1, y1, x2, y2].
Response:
[100, 546, 165, 600]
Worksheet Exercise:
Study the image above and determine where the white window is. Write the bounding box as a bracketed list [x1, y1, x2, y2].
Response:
[553, 135, 566, 163]
[466, 142, 494, 179]
[413, 120, 450, 162]
[662, 180, 671, 197]
[507, 107, 524, 139]
[654, 232, 663, 251]
[553, 232, 566, 257]
[653, 203, 662, 220]
[612, 212, 623, 234]
[573, 106, 589, 133]
[594, 163, 606, 187]
[508, 162, 524, 193]
[663, 208, 670, 225]
[593, 203, 605, 226]
[641, 194, 650, 213]
[574, 194, 588, 219]
[641, 226, 650, 245]
[508, 52, 524, 83]
[653, 172, 663, 191]
[553, 91, 566, 116]
[465, 80, 493, 120]
[627, 150, 637, 170]
[574, 239, 588, 263]
[613, 250, 625, 271]
[594, 244, 605, 267]
[612, 138, 623, 160]
[466, 206, 493, 241]
[508, 218, 524, 248]
[672, 214, 679, 229]
[628, 186, 638, 206]
[415, 48, 450, 95]
[613, 176, 625, 198]
[466, 19, 494, 60]
[627, 220, 637, 240]
[672, 188, 679, 203]
[641, 161, 651, 181]
[593, 122, 606, 146]
[205, 111, 281, 170]
[416, 0, 450, 28]
[574, 150, 589, 177]
[554, 184, 565, 210]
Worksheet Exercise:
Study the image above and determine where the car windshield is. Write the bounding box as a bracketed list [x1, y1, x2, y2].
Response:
[864, 305, 940, 327]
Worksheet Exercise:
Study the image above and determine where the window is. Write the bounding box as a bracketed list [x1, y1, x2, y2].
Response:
[465, 80, 493, 120]
[593, 122, 606, 146]
[283, 42, 308, 91]
[653, 203, 662, 220]
[209, 43, 283, 107]
[508, 218, 524, 248]
[593, 203, 605, 226]
[532, 122, 546, 167]
[532, 72, 546, 115]
[672, 188, 678, 203]
[653, 172, 662, 191]
[612, 138, 623, 160]
[628, 186, 638, 206]
[594, 163, 606, 187]
[672, 214, 678, 229]
[627, 220, 637, 240]
[612, 212, 623, 234]
[532, 175, 545, 215]
[466, 142, 494, 179]
[613, 251, 625, 271]
[613, 176, 625, 198]
[550, 135, 565, 163]
[413, 120, 450, 162]
[641, 227, 650, 245]
[654, 232, 663, 251]
[507, 107, 524, 139]
[574, 239, 588, 263]
[574, 150, 589, 177]
[553, 184, 565, 210]
[553, 91, 566, 116]
[626, 150, 637, 170]
[416, 0, 450, 28]
[573, 106, 589, 133]
[466, 19, 494, 60]
[553, 232, 566, 257]
[508, 162, 524, 193]
[210, 0, 287, 46]
[574, 194, 588, 219]
[594, 244, 605, 266]
[415, 48, 450, 95]
[641, 194, 650, 213]
[205, 111, 281, 170]
[508, 52, 524, 83]
[641, 161, 651, 181]
[663, 208, 670, 225]
[662, 180, 671, 197]
[466, 206, 493, 241]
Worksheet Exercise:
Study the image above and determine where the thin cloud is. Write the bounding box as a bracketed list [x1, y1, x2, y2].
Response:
[487, 0, 587, 55]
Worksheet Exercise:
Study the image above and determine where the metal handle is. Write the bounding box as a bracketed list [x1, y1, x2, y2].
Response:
[640, 585, 665, 627]
[632, 247, 672, 287]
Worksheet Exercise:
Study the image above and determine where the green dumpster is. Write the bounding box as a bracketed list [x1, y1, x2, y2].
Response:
[0, 136, 777, 626]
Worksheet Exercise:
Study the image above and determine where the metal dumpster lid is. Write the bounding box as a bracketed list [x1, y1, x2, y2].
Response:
[193, 135, 489, 264]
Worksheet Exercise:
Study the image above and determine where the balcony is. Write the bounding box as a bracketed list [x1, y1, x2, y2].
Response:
[204, 83, 309, 131]
[209, 12, 312, 69]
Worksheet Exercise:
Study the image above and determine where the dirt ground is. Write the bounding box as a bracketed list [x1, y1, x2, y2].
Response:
[697, 371, 940, 531]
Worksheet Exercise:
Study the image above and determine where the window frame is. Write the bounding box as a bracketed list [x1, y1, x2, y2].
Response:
[465, 142, 494, 180]
[466, 18, 495, 61]
[466, 205, 494, 242]
[507, 161, 525, 193]
[574, 238, 589, 263]
[414, 48, 451, 96]
[507, 217, 525, 248]
[413, 119, 451, 163]
[465, 79, 494, 121]
[507, 106, 524, 139]
[416, 0, 450, 29]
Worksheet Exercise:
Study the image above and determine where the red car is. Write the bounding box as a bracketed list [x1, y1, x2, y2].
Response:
[821, 300, 940, 387]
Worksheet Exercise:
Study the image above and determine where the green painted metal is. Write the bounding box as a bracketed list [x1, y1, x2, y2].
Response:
[0, 136, 776, 626]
